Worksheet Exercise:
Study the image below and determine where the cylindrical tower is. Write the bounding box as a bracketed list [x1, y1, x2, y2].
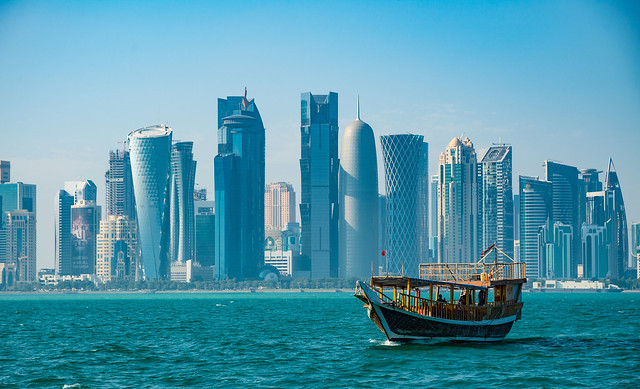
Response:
[128, 125, 172, 280]
[339, 100, 378, 279]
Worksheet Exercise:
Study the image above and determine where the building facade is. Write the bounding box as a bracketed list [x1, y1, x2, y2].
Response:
[299, 92, 339, 278]
[380, 134, 424, 277]
[96, 215, 137, 283]
[0, 181, 36, 281]
[519, 176, 552, 278]
[195, 200, 215, 268]
[128, 124, 173, 280]
[338, 100, 378, 279]
[437, 137, 482, 263]
[215, 90, 265, 280]
[70, 201, 101, 276]
[604, 159, 628, 277]
[481, 145, 514, 261]
[544, 161, 581, 278]
[169, 141, 196, 264]
[105, 148, 135, 220]
[265, 182, 296, 230]
[581, 224, 608, 279]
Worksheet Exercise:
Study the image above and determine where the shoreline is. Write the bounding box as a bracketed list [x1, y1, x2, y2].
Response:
[0, 288, 355, 295]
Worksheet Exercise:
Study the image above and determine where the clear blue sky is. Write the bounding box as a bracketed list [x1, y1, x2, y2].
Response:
[1, 0, 639, 269]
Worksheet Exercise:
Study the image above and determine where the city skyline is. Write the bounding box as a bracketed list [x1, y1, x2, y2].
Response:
[1, 1, 639, 269]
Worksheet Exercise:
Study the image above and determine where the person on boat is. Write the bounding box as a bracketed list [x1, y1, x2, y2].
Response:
[437, 294, 446, 303]
[458, 291, 469, 305]
[478, 290, 486, 306]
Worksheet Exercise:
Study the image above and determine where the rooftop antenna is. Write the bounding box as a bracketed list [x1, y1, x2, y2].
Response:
[356, 95, 360, 120]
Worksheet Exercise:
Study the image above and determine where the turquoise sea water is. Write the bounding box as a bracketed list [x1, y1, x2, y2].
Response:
[1, 291, 638, 388]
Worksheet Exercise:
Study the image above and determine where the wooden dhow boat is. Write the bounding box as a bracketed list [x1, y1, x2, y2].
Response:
[355, 245, 526, 342]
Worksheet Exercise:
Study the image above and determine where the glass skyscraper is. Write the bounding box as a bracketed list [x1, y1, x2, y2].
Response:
[604, 159, 628, 277]
[544, 161, 581, 278]
[105, 148, 135, 220]
[0, 181, 37, 281]
[437, 137, 482, 263]
[481, 145, 514, 261]
[519, 176, 552, 278]
[215, 90, 265, 280]
[299, 92, 339, 279]
[380, 134, 423, 277]
[169, 141, 196, 264]
[128, 125, 173, 280]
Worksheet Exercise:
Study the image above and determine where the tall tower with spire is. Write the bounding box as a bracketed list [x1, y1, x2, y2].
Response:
[214, 89, 265, 280]
[604, 158, 628, 277]
[338, 97, 378, 279]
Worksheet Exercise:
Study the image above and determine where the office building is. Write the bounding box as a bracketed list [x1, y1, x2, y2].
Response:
[128, 124, 173, 280]
[70, 200, 101, 275]
[265, 182, 296, 230]
[0, 161, 9, 183]
[169, 141, 196, 264]
[544, 161, 581, 278]
[430, 175, 438, 259]
[64, 180, 97, 204]
[481, 145, 514, 261]
[437, 137, 482, 263]
[299, 92, 339, 278]
[380, 134, 423, 277]
[519, 176, 552, 278]
[215, 90, 265, 280]
[632, 222, 640, 263]
[195, 200, 215, 267]
[539, 222, 573, 279]
[54, 190, 74, 275]
[96, 215, 137, 283]
[418, 142, 430, 262]
[0, 181, 36, 281]
[604, 159, 628, 277]
[338, 98, 378, 279]
[4, 210, 36, 281]
[581, 224, 608, 279]
[105, 149, 135, 220]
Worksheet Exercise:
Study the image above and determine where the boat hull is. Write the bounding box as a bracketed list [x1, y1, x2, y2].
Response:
[358, 281, 517, 342]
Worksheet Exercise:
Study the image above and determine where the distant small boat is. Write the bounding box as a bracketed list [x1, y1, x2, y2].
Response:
[355, 244, 527, 342]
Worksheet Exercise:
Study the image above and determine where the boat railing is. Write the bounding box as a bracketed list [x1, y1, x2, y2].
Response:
[418, 262, 526, 282]
[395, 291, 522, 322]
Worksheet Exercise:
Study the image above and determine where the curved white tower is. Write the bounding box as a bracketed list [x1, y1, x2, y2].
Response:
[339, 97, 378, 279]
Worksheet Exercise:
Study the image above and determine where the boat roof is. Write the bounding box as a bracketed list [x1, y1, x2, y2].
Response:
[370, 276, 489, 291]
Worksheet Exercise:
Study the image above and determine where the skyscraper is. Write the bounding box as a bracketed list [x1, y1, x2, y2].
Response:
[338, 98, 378, 279]
[0, 161, 9, 183]
[581, 224, 608, 279]
[0, 181, 36, 281]
[481, 145, 514, 261]
[437, 137, 482, 263]
[632, 222, 640, 264]
[299, 92, 339, 279]
[55, 190, 74, 275]
[169, 141, 196, 264]
[265, 182, 296, 230]
[4, 210, 36, 281]
[195, 200, 215, 267]
[429, 174, 438, 259]
[519, 176, 552, 278]
[105, 148, 135, 220]
[604, 159, 628, 277]
[544, 161, 581, 278]
[418, 142, 430, 262]
[96, 215, 137, 283]
[70, 199, 101, 276]
[128, 124, 173, 280]
[56, 180, 99, 276]
[215, 90, 265, 280]
[380, 134, 423, 277]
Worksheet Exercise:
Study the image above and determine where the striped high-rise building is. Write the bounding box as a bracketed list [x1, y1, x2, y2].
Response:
[519, 176, 552, 278]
